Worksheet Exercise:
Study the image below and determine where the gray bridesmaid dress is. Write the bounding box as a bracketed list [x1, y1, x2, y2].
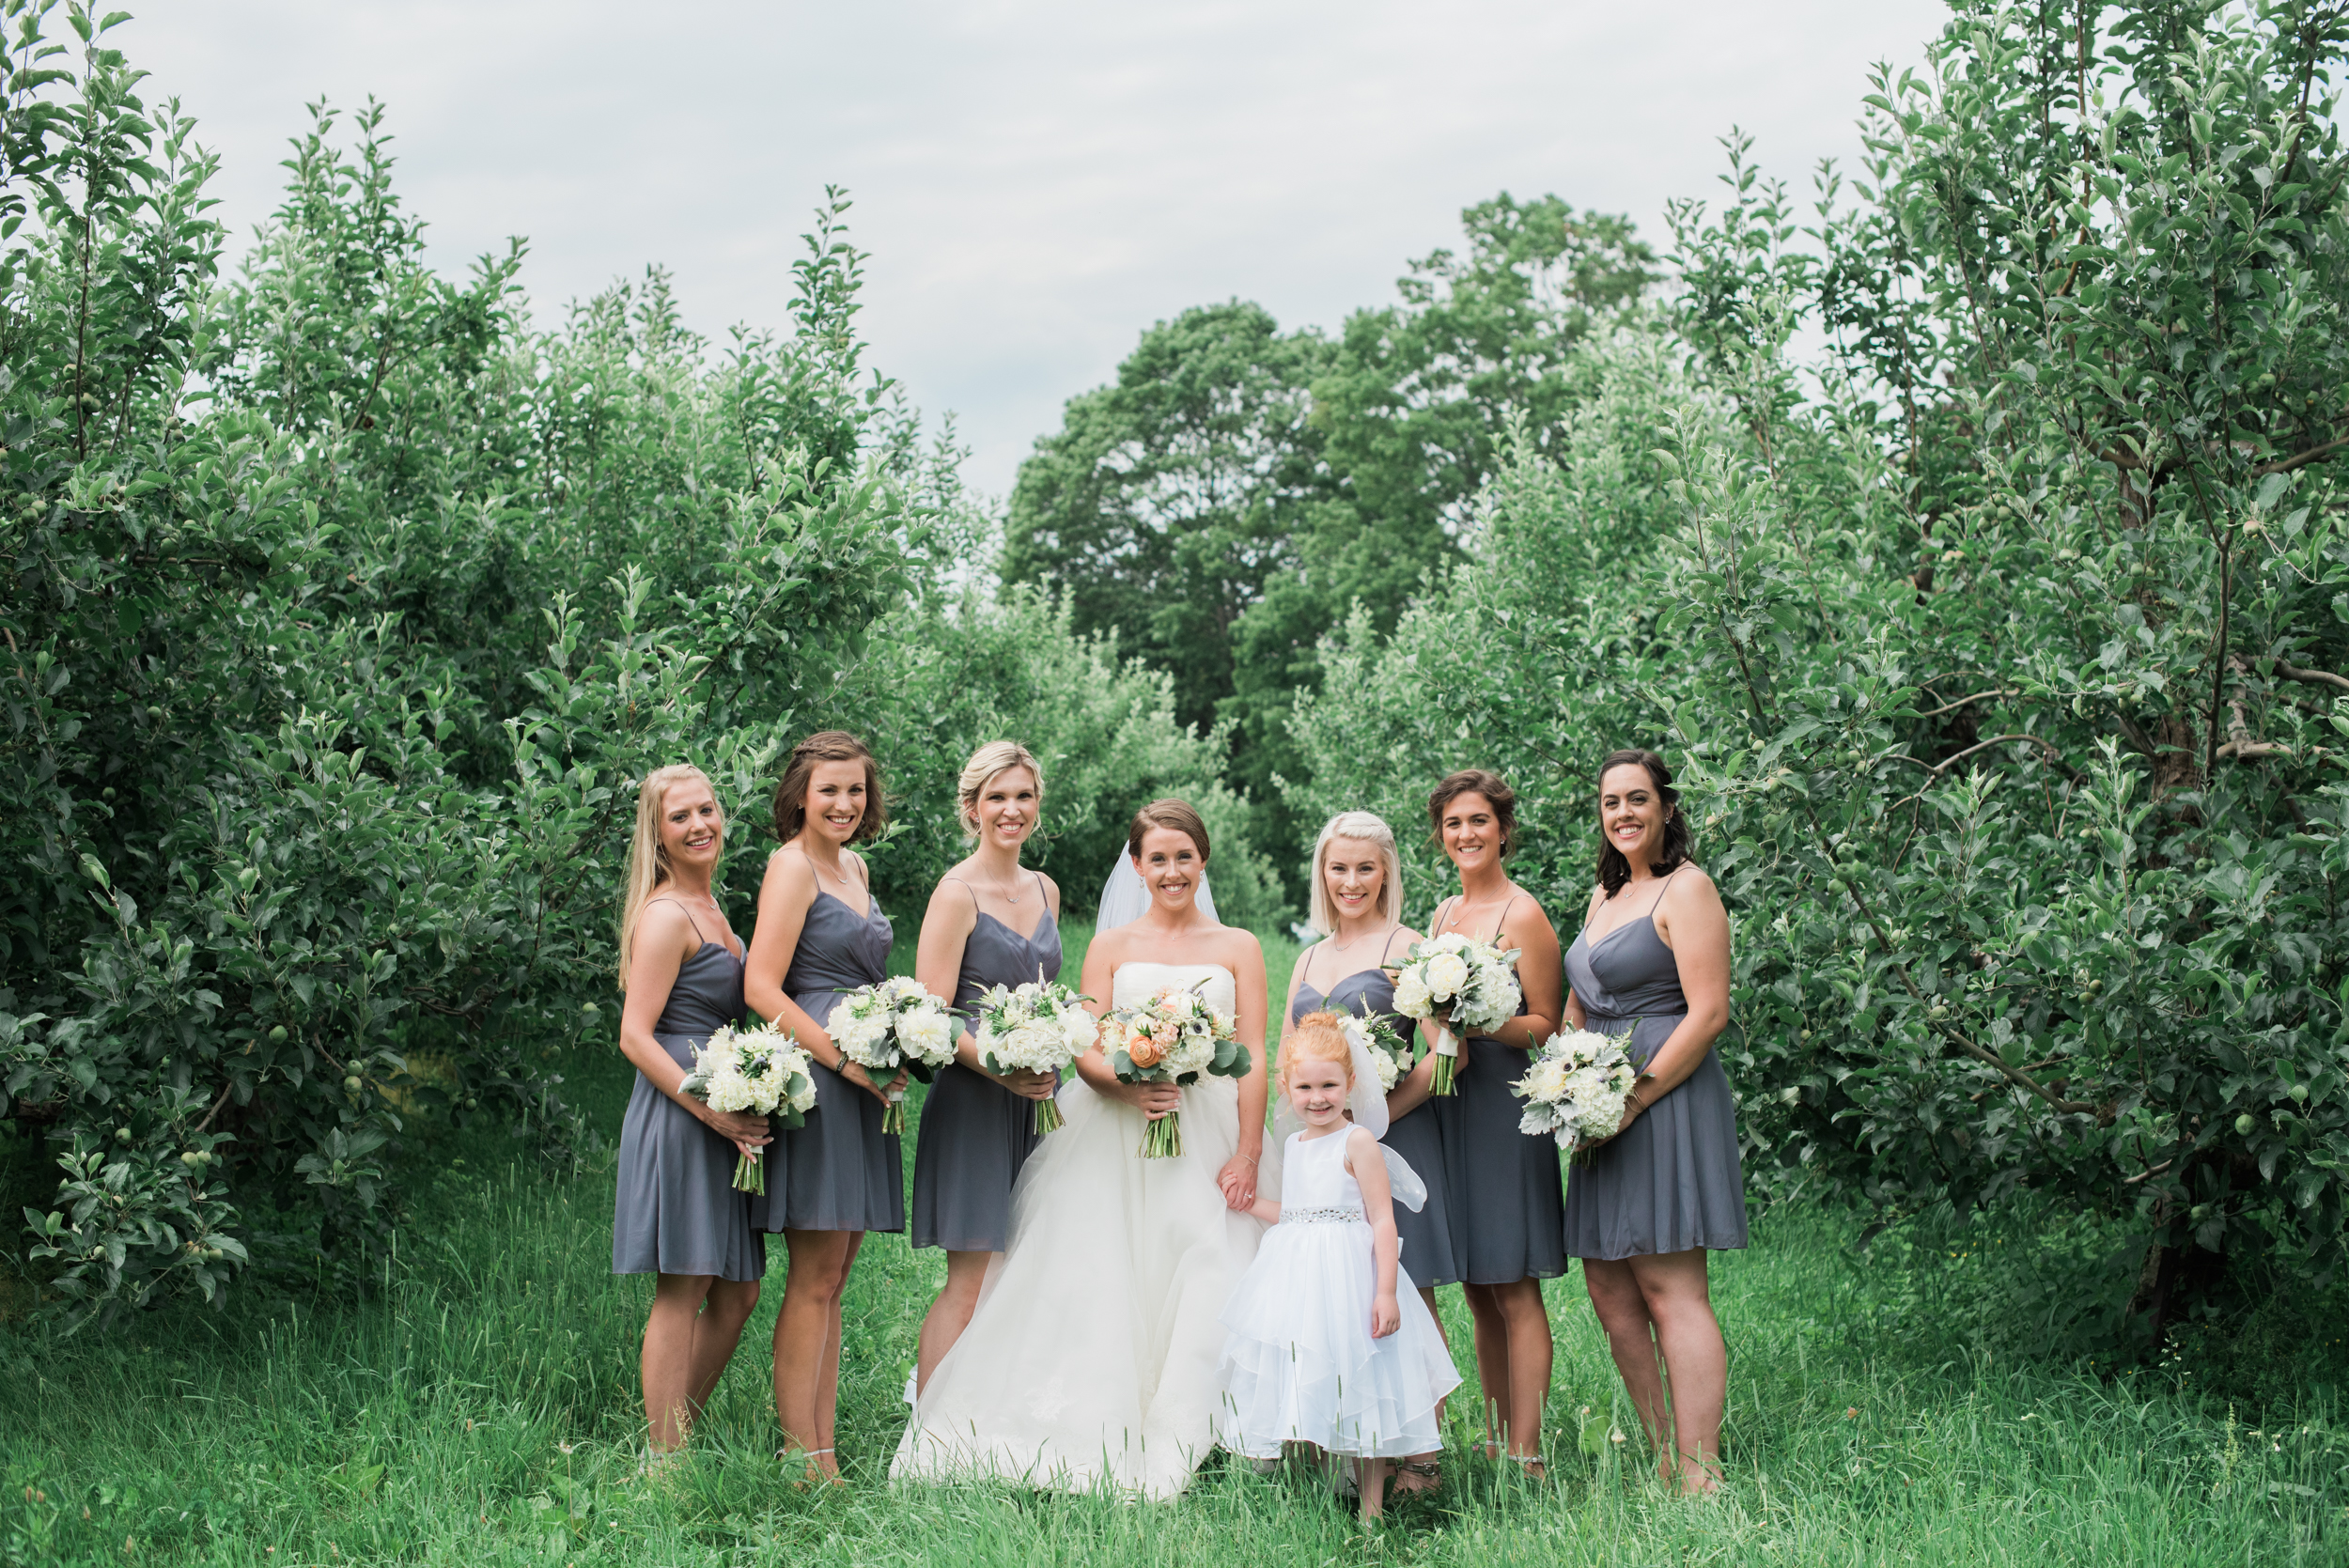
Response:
[1439, 895, 1568, 1285]
[754, 888, 904, 1234]
[1561, 876, 1748, 1260]
[910, 876, 1062, 1252]
[1292, 952, 1467, 1287]
[612, 911, 766, 1281]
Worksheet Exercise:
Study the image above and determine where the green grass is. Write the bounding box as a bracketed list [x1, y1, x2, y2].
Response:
[4, 921, 2343, 1564]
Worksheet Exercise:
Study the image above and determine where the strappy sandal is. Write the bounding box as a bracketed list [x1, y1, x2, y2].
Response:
[1504, 1452, 1549, 1483]
[1394, 1458, 1442, 1494]
[777, 1445, 837, 1489]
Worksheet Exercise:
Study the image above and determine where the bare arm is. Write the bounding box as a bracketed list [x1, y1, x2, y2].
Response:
[743, 848, 890, 1103]
[620, 902, 771, 1152]
[1563, 886, 1604, 1031]
[1490, 892, 1563, 1051]
[1073, 928, 1179, 1115]
[917, 877, 1055, 1099]
[1615, 870, 1732, 1131]
[1226, 933, 1270, 1172]
[1347, 1126, 1402, 1338]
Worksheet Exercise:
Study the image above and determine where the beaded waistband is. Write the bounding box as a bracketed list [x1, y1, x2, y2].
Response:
[1282, 1205, 1366, 1226]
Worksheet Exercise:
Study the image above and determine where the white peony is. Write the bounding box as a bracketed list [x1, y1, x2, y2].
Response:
[1393, 972, 1434, 1018]
[1423, 952, 1470, 998]
[897, 1005, 957, 1068]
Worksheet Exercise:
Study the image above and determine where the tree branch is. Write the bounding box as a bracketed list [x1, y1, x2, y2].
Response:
[2275, 660, 2349, 694]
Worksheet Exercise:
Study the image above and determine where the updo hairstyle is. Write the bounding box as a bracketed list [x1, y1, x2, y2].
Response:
[957, 739, 1044, 837]
[1127, 798, 1210, 862]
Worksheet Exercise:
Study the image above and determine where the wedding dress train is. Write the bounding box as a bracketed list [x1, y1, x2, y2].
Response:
[891, 961, 1277, 1499]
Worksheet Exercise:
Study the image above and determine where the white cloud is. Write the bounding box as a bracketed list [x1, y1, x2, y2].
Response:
[129, 0, 1948, 495]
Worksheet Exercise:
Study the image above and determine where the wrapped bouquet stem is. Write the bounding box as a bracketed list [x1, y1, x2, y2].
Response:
[678, 1022, 817, 1192]
[1105, 981, 1252, 1158]
[971, 975, 1097, 1134]
[1392, 933, 1521, 1095]
[832, 976, 958, 1135]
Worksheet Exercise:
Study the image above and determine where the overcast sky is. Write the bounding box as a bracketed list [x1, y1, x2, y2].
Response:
[135, 1, 1951, 497]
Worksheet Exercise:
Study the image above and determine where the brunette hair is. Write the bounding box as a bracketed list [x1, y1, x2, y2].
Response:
[1426, 769, 1518, 859]
[957, 740, 1044, 837]
[1304, 811, 1402, 936]
[1595, 748, 1692, 898]
[771, 731, 886, 846]
[1126, 798, 1210, 862]
[1282, 1011, 1357, 1086]
[617, 764, 721, 987]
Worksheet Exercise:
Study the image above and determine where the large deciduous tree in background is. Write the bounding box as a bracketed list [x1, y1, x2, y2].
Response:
[1004, 198, 1656, 892]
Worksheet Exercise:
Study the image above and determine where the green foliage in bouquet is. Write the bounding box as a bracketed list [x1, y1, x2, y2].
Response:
[1292, 1, 2349, 1346]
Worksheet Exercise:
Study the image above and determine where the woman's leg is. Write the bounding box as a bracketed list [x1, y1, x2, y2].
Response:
[686, 1278, 761, 1416]
[1357, 1456, 1391, 1522]
[914, 1249, 993, 1394]
[1626, 1249, 1725, 1492]
[773, 1230, 857, 1477]
[644, 1272, 717, 1452]
[817, 1232, 866, 1457]
[1583, 1256, 1672, 1471]
[1462, 1279, 1550, 1463]
[1459, 1281, 1511, 1455]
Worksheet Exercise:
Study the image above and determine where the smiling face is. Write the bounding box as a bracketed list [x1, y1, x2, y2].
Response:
[1321, 837, 1388, 929]
[970, 765, 1038, 853]
[1283, 1052, 1352, 1130]
[1598, 761, 1669, 872]
[1132, 825, 1206, 912]
[660, 776, 724, 877]
[1439, 792, 1504, 876]
[801, 759, 868, 846]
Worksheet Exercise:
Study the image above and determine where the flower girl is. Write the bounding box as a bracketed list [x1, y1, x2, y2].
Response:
[1215, 1013, 1460, 1521]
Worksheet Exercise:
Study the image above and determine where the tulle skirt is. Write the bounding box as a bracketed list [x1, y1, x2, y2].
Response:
[1214, 1220, 1459, 1460]
[891, 1073, 1282, 1500]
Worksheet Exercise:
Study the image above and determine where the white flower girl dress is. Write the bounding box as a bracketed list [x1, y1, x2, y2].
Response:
[1213, 1126, 1459, 1459]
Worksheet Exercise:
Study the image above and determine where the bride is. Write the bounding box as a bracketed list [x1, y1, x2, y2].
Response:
[892, 798, 1277, 1499]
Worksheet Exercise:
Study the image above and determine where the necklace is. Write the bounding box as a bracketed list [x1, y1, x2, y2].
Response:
[809, 853, 857, 892]
[1328, 922, 1387, 955]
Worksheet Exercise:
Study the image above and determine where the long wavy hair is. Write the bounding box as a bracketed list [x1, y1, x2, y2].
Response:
[617, 763, 721, 987]
[1304, 811, 1402, 936]
[1426, 768, 1518, 860]
[1595, 747, 1692, 898]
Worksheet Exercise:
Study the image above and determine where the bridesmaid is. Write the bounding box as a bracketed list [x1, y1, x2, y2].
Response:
[909, 740, 1065, 1391]
[744, 731, 906, 1483]
[1562, 749, 1742, 1494]
[1278, 809, 1463, 1495]
[611, 764, 770, 1466]
[1425, 768, 1563, 1477]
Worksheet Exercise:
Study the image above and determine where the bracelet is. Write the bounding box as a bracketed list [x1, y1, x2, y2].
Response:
[1238, 1154, 1258, 1166]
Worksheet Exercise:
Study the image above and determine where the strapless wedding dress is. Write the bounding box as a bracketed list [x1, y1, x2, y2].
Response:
[891, 961, 1281, 1499]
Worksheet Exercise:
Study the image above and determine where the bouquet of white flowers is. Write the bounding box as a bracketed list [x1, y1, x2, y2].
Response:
[1104, 982, 1252, 1157]
[1391, 932, 1521, 1095]
[679, 1021, 818, 1192]
[1335, 1010, 1412, 1094]
[1512, 1027, 1639, 1158]
[832, 975, 959, 1134]
[970, 977, 1097, 1133]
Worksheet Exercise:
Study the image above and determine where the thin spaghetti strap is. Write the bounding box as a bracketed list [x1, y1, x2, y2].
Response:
[1376, 926, 1404, 967]
[946, 876, 981, 913]
[646, 894, 712, 950]
[1641, 865, 1684, 919]
[1484, 892, 1520, 946]
[1030, 868, 1049, 908]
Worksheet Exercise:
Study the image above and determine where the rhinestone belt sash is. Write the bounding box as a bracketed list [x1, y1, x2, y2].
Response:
[1283, 1205, 1366, 1225]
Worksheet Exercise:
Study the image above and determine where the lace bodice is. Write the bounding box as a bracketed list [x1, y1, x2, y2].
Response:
[1111, 961, 1237, 1017]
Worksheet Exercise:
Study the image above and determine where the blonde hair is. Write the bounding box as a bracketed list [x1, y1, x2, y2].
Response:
[1281, 1012, 1357, 1088]
[1305, 811, 1402, 936]
[957, 740, 1044, 836]
[617, 764, 721, 987]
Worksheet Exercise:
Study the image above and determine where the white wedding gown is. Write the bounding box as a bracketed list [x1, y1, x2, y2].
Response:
[891, 961, 1281, 1500]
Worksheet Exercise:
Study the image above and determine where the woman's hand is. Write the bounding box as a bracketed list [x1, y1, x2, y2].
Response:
[836, 1056, 894, 1106]
[1118, 1079, 1181, 1118]
[1370, 1290, 1401, 1340]
[1591, 1079, 1652, 1148]
[989, 1065, 1059, 1102]
[704, 1107, 773, 1145]
[1217, 1153, 1258, 1211]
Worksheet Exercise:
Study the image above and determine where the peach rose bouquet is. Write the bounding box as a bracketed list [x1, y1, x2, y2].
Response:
[1103, 981, 1251, 1157]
